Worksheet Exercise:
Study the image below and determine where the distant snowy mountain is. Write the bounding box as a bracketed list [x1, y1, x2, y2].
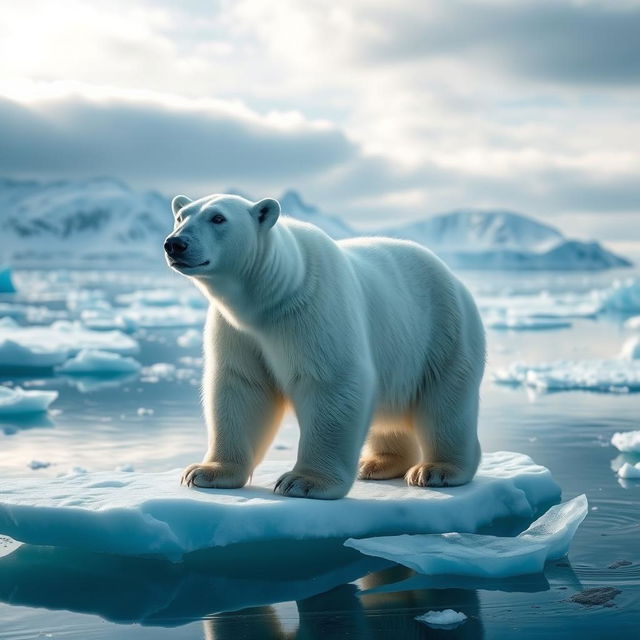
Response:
[0, 178, 631, 270]
[378, 209, 631, 270]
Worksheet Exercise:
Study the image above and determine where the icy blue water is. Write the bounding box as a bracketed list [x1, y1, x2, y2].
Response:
[0, 268, 638, 638]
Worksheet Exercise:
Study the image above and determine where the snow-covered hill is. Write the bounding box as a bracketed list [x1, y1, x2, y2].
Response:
[0, 178, 631, 270]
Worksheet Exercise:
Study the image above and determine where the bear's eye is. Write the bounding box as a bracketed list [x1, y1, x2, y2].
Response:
[211, 214, 226, 224]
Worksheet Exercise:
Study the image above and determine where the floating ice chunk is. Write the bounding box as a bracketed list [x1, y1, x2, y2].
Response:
[28, 460, 51, 470]
[0, 337, 69, 369]
[611, 430, 640, 453]
[415, 609, 467, 628]
[136, 407, 154, 416]
[620, 337, 640, 361]
[0, 385, 58, 415]
[0, 320, 138, 362]
[626, 316, 640, 330]
[177, 328, 202, 348]
[602, 278, 640, 313]
[0, 451, 560, 557]
[493, 360, 640, 392]
[345, 495, 587, 578]
[617, 462, 640, 479]
[66, 289, 109, 313]
[118, 305, 205, 329]
[57, 349, 141, 374]
[485, 314, 572, 331]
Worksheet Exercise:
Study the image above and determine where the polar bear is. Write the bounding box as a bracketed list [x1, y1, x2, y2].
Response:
[165, 193, 485, 499]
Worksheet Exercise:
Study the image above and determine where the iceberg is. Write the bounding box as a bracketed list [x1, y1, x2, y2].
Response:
[56, 349, 141, 374]
[0, 266, 16, 293]
[0, 451, 560, 558]
[611, 430, 640, 453]
[493, 359, 640, 392]
[0, 319, 138, 364]
[344, 495, 587, 578]
[0, 385, 58, 415]
[602, 278, 640, 313]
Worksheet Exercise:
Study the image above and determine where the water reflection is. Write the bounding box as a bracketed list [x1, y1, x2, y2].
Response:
[0, 537, 586, 638]
[0, 412, 55, 435]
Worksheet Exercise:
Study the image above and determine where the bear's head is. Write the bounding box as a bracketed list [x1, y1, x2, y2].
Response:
[164, 194, 280, 277]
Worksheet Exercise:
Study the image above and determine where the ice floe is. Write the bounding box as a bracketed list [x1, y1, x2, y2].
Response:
[485, 314, 572, 331]
[611, 430, 640, 453]
[415, 609, 467, 629]
[0, 266, 16, 293]
[0, 318, 138, 370]
[493, 359, 640, 392]
[617, 462, 640, 479]
[57, 349, 141, 374]
[345, 495, 587, 578]
[0, 451, 560, 557]
[478, 291, 601, 319]
[117, 304, 206, 329]
[116, 289, 206, 308]
[0, 385, 58, 415]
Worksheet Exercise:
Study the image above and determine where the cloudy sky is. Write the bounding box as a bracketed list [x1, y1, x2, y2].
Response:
[1, 0, 639, 240]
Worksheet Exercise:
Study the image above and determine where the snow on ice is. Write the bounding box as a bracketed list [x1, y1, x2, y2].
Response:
[0, 385, 58, 415]
[0, 451, 560, 558]
[345, 495, 587, 578]
[611, 430, 640, 453]
[57, 349, 141, 374]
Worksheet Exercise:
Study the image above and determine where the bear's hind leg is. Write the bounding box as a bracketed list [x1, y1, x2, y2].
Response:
[407, 375, 481, 488]
[358, 419, 419, 480]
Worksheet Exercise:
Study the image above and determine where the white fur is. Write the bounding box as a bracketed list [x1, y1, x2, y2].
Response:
[167, 194, 485, 499]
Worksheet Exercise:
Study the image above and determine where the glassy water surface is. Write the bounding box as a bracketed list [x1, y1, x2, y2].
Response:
[0, 268, 638, 638]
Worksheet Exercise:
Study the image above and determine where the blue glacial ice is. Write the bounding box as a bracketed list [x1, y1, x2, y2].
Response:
[344, 495, 587, 578]
[0, 451, 560, 558]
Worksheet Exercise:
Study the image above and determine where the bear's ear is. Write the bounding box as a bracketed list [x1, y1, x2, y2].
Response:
[251, 198, 280, 230]
[171, 195, 192, 217]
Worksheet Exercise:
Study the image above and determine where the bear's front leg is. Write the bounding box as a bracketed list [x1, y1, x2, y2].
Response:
[182, 367, 284, 489]
[275, 374, 375, 500]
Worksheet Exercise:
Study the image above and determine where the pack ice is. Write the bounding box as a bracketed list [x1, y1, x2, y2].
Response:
[493, 338, 640, 392]
[0, 318, 138, 369]
[345, 495, 587, 578]
[0, 451, 560, 558]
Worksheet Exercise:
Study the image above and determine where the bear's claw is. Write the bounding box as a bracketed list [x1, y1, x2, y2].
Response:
[180, 462, 247, 489]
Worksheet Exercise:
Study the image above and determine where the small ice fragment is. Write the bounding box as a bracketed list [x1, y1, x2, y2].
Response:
[136, 407, 154, 416]
[28, 460, 51, 470]
[415, 609, 467, 628]
[611, 430, 640, 453]
[345, 495, 588, 578]
[58, 466, 88, 477]
[617, 462, 640, 479]
[115, 464, 134, 472]
[177, 329, 202, 348]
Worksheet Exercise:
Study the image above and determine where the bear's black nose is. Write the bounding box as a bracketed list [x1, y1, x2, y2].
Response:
[164, 237, 188, 256]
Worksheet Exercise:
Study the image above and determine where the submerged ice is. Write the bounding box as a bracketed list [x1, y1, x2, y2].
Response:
[344, 495, 587, 578]
[0, 451, 560, 558]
